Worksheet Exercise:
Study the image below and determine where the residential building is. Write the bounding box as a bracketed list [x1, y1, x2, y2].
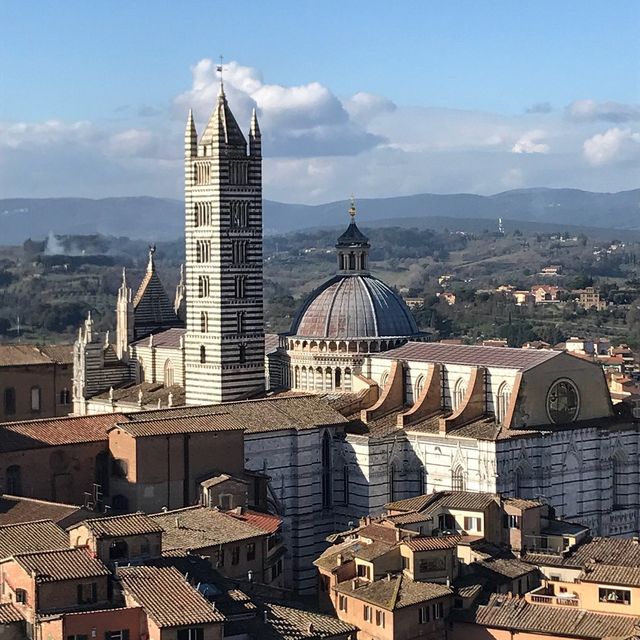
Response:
[530, 284, 564, 304]
[0, 344, 73, 423]
[575, 286, 607, 311]
[150, 505, 285, 586]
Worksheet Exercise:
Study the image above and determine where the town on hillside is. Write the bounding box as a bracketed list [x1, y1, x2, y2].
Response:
[1, 50, 639, 640]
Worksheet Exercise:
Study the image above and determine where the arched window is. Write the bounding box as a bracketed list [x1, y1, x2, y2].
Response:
[343, 466, 350, 505]
[239, 344, 247, 364]
[3, 388, 16, 416]
[380, 371, 389, 389]
[200, 311, 208, 333]
[451, 466, 465, 491]
[6, 465, 21, 495]
[453, 378, 467, 411]
[198, 275, 210, 298]
[59, 388, 71, 405]
[389, 464, 396, 501]
[321, 432, 332, 508]
[30, 386, 41, 412]
[200, 345, 206, 364]
[496, 382, 512, 424]
[164, 360, 174, 387]
[418, 467, 426, 495]
[334, 368, 342, 388]
[612, 456, 625, 510]
[414, 375, 425, 402]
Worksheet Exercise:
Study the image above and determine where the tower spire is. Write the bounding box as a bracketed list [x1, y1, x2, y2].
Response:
[185, 109, 197, 157]
[216, 55, 225, 96]
[349, 195, 356, 221]
[147, 244, 156, 273]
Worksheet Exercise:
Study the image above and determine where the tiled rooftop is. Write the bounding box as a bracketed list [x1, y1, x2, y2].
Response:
[225, 509, 282, 535]
[523, 537, 640, 570]
[403, 535, 461, 552]
[118, 565, 224, 627]
[73, 512, 164, 538]
[386, 491, 499, 515]
[92, 382, 185, 407]
[475, 557, 537, 580]
[150, 506, 267, 551]
[264, 333, 280, 355]
[0, 603, 24, 624]
[357, 523, 401, 546]
[113, 413, 244, 437]
[335, 574, 451, 610]
[0, 344, 72, 367]
[260, 603, 357, 639]
[125, 395, 349, 432]
[579, 563, 640, 587]
[0, 520, 69, 557]
[13, 547, 109, 583]
[0, 495, 90, 528]
[379, 341, 561, 370]
[131, 327, 185, 349]
[461, 594, 640, 638]
[0, 413, 126, 452]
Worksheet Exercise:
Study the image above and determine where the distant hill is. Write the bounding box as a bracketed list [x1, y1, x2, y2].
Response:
[1, 188, 639, 244]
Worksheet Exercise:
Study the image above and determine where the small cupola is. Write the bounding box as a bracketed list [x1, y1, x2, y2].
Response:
[336, 198, 370, 274]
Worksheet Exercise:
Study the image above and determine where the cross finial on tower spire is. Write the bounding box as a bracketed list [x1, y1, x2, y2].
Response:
[349, 195, 356, 220]
[216, 55, 225, 94]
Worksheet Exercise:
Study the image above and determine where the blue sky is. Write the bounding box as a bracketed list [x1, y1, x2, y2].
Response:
[1, 1, 639, 201]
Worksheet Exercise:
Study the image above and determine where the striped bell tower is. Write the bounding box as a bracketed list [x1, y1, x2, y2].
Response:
[183, 84, 265, 404]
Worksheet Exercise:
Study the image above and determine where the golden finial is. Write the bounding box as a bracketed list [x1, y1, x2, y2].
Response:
[348, 195, 356, 220]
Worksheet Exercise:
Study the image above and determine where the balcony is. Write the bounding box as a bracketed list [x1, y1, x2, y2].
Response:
[527, 587, 579, 607]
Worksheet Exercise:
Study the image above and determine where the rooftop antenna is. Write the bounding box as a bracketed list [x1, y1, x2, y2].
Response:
[498, 217, 504, 235]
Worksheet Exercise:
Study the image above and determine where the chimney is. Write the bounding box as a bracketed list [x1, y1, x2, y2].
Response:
[633, 536, 639, 544]
[396, 528, 401, 542]
[336, 553, 343, 566]
[352, 578, 358, 590]
[386, 573, 392, 581]
[175, 517, 181, 529]
[307, 623, 315, 634]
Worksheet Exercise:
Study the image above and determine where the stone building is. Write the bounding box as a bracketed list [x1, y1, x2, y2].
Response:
[72, 250, 184, 415]
[183, 84, 265, 405]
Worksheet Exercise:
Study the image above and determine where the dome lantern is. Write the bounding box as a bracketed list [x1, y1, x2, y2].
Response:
[336, 197, 370, 274]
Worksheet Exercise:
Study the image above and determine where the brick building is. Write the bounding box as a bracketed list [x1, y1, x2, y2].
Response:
[0, 344, 73, 423]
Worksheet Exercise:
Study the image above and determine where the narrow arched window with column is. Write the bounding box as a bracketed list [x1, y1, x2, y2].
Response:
[321, 432, 332, 508]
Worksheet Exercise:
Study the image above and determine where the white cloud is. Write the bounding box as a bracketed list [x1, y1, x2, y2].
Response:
[583, 127, 640, 166]
[511, 130, 550, 154]
[344, 92, 396, 123]
[567, 99, 640, 123]
[174, 59, 385, 157]
[2, 60, 640, 202]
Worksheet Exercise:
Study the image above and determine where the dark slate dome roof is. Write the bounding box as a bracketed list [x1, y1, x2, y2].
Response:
[290, 274, 420, 339]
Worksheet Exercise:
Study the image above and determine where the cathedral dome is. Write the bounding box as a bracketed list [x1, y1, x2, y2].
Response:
[290, 274, 420, 339]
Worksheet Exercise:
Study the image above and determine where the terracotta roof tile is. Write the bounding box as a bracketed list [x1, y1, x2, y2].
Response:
[387, 491, 498, 514]
[113, 413, 244, 437]
[264, 333, 280, 355]
[150, 506, 267, 551]
[0, 496, 89, 528]
[0, 603, 23, 624]
[74, 512, 164, 538]
[126, 395, 348, 432]
[335, 574, 451, 610]
[380, 341, 561, 370]
[357, 523, 401, 545]
[225, 509, 282, 535]
[463, 594, 640, 638]
[118, 565, 224, 627]
[579, 563, 640, 587]
[0, 345, 56, 367]
[403, 535, 461, 552]
[0, 520, 69, 557]
[0, 414, 126, 452]
[13, 547, 109, 583]
[260, 603, 357, 639]
[476, 557, 537, 580]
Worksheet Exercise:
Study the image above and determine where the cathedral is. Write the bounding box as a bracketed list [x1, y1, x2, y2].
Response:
[72, 82, 640, 593]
